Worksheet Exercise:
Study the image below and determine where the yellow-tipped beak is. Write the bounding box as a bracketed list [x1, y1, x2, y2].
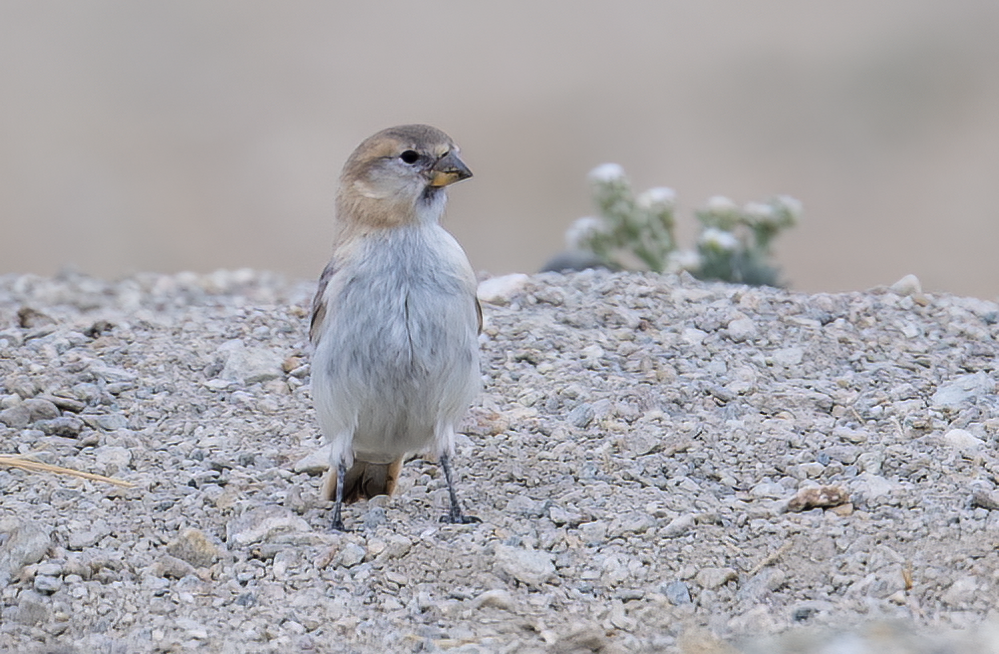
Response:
[428, 151, 473, 187]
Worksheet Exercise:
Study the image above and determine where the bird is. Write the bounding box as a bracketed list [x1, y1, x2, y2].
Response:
[308, 124, 481, 531]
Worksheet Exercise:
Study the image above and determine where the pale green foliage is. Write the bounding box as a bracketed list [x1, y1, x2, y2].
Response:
[568, 164, 801, 286]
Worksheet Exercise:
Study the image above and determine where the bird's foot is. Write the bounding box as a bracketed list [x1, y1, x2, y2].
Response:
[441, 507, 481, 525]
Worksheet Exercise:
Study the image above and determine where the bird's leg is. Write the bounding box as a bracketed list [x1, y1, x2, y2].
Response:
[331, 461, 349, 532]
[438, 452, 480, 524]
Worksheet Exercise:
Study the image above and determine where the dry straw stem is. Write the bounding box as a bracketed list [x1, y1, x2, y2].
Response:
[0, 454, 135, 488]
[746, 539, 794, 577]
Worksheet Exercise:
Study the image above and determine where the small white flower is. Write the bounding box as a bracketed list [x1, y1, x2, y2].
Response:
[774, 195, 803, 223]
[700, 227, 739, 251]
[637, 187, 677, 209]
[565, 216, 609, 250]
[743, 201, 775, 224]
[705, 195, 738, 214]
[669, 249, 702, 272]
[588, 163, 626, 183]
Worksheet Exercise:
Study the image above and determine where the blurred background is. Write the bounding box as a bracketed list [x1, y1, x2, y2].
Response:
[2, 2, 998, 298]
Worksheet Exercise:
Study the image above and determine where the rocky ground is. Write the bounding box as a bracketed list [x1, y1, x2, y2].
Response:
[1, 269, 999, 653]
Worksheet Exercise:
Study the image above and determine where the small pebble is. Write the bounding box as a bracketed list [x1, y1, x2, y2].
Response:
[662, 580, 692, 605]
[494, 545, 556, 587]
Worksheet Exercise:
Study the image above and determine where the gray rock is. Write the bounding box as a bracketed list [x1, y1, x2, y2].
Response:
[943, 428, 985, 453]
[726, 317, 758, 342]
[662, 580, 692, 605]
[33, 574, 63, 593]
[790, 600, 836, 622]
[15, 591, 50, 626]
[505, 494, 547, 518]
[477, 273, 530, 305]
[217, 339, 284, 384]
[0, 517, 52, 586]
[855, 452, 883, 474]
[0, 404, 31, 428]
[338, 543, 366, 568]
[22, 397, 60, 420]
[363, 506, 388, 530]
[578, 521, 607, 545]
[89, 362, 138, 383]
[46, 393, 86, 413]
[35, 561, 63, 576]
[93, 413, 129, 431]
[773, 347, 804, 367]
[153, 554, 197, 579]
[36, 416, 84, 436]
[379, 534, 413, 560]
[6, 377, 38, 399]
[548, 505, 583, 526]
[166, 527, 223, 568]
[471, 588, 516, 611]
[608, 512, 655, 538]
[850, 473, 899, 501]
[292, 443, 332, 475]
[661, 513, 695, 538]
[567, 403, 595, 429]
[67, 519, 111, 550]
[972, 489, 999, 511]
[931, 372, 995, 409]
[226, 505, 311, 547]
[696, 567, 738, 589]
[94, 445, 133, 474]
[494, 544, 556, 586]
[942, 575, 980, 606]
[832, 426, 869, 444]
[750, 482, 785, 499]
[736, 568, 786, 604]
[889, 274, 922, 296]
[727, 604, 778, 634]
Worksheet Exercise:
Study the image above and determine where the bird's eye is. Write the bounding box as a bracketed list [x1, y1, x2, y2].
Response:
[399, 150, 420, 164]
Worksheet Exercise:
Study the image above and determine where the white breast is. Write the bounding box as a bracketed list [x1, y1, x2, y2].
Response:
[311, 224, 480, 465]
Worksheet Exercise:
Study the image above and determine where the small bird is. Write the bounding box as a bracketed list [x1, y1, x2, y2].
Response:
[309, 124, 481, 530]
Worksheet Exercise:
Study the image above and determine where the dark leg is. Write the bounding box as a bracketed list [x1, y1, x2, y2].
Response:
[331, 461, 349, 531]
[438, 453, 480, 524]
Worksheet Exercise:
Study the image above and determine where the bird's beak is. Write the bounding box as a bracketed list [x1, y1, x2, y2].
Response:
[428, 151, 473, 187]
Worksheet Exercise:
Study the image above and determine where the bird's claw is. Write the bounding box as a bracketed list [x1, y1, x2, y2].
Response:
[441, 510, 481, 525]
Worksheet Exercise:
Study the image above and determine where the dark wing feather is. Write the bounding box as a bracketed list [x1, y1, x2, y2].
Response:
[309, 261, 337, 344]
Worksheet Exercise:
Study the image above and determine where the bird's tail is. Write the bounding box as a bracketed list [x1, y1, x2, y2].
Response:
[322, 458, 403, 504]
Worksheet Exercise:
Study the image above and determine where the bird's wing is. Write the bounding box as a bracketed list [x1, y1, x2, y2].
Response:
[309, 260, 337, 345]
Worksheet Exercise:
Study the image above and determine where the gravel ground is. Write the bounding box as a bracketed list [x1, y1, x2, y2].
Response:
[2, 268, 999, 653]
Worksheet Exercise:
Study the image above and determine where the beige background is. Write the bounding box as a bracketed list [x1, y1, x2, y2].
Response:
[2, 2, 998, 298]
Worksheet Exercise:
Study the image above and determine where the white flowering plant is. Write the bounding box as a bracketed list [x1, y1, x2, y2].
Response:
[566, 164, 801, 286]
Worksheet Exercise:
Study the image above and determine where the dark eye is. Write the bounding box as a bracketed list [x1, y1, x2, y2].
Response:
[399, 150, 420, 164]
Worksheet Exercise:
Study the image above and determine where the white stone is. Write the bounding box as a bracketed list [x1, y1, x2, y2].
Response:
[94, 446, 132, 474]
[477, 274, 530, 305]
[931, 373, 995, 409]
[773, 347, 804, 367]
[889, 274, 922, 296]
[225, 506, 311, 547]
[726, 318, 757, 342]
[217, 339, 284, 384]
[944, 428, 985, 453]
[494, 544, 555, 587]
[661, 513, 696, 538]
[293, 443, 333, 475]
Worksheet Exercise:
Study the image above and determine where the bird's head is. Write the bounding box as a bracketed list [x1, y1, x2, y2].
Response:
[336, 124, 472, 230]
